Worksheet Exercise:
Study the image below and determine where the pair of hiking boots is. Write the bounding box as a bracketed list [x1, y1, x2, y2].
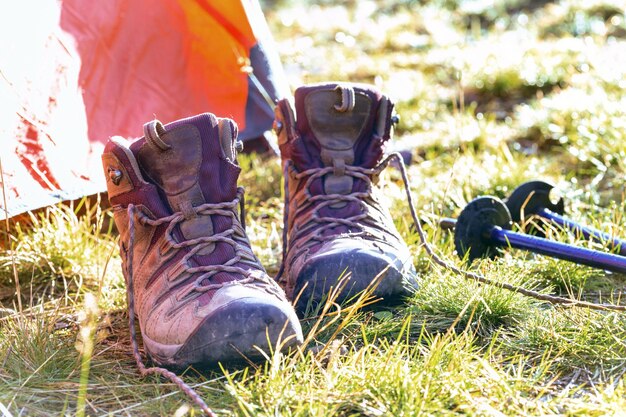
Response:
[102, 83, 418, 369]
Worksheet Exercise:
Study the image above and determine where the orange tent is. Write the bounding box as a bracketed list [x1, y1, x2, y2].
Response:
[1, 0, 287, 218]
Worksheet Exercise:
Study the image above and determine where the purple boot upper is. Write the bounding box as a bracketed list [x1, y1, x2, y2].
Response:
[275, 83, 418, 313]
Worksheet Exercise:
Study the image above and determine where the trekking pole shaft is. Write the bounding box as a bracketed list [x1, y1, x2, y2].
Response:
[439, 217, 457, 230]
[488, 226, 626, 274]
[540, 208, 626, 257]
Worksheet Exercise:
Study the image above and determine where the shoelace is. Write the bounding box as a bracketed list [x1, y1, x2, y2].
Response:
[126, 204, 216, 416]
[277, 160, 395, 280]
[123, 189, 280, 416]
[132, 188, 281, 301]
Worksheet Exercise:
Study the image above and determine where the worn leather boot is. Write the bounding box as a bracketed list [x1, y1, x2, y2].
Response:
[102, 113, 302, 369]
[275, 83, 418, 314]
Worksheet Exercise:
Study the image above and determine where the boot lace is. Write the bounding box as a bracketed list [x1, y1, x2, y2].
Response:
[123, 187, 280, 416]
[131, 187, 281, 300]
[278, 157, 396, 279]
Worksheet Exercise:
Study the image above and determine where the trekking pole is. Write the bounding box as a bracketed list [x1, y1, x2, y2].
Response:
[505, 181, 626, 256]
[453, 196, 626, 274]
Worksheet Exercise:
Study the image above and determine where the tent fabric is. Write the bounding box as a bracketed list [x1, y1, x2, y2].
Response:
[1, 0, 288, 219]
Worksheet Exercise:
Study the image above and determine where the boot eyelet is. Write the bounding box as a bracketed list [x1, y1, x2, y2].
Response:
[108, 166, 123, 185]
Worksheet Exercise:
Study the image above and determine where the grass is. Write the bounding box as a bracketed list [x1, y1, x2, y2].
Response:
[3, 0, 626, 415]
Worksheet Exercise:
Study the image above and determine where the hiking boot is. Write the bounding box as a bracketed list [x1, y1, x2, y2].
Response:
[274, 83, 418, 313]
[101, 113, 302, 369]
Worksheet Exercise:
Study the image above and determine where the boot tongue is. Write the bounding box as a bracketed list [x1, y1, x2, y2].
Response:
[132, 113, 240, 247]
[294, 83, 385, 195]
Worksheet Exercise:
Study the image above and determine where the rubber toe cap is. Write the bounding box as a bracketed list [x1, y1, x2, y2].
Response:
[146, 293, 303, 368]
[293, 239, 417, 314]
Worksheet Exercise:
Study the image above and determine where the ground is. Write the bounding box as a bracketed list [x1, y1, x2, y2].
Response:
[2, 0, 626, 415]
